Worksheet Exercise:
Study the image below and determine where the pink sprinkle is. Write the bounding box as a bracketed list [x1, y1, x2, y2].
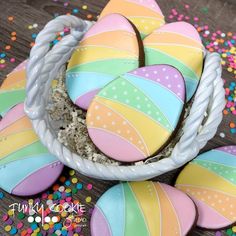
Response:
[169, 15, 174, 19]
[10, 58, 15, 63]
[194, 17, 199, 21]
[2, 214, 9, 221]
[17, 222, 24, 229]
[27, 228, 33, 233]
[185, 4, 190, 9]
[0, 64, 6, 69]
[66, 197, 72, 202]
[233, 110, 236, 115]
[87, 184, 93, 190]
[42, 193, 48, 199]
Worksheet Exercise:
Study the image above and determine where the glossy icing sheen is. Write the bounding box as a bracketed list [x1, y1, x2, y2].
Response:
[144, 22, 204, 101]
[0, 60, 27, 116]
[66, 14, 140, 110]
[0, 103, 63, 196]
[175, 146, 236, 229]
[86, 65, 185, 162]
[99, 0, 165, 38]
[91, 181, 196, 236]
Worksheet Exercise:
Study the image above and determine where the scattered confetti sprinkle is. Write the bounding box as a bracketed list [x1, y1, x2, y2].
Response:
[1, 169, 93, 235]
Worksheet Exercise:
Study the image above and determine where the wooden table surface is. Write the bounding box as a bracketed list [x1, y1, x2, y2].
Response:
[0, 0, 235, 235]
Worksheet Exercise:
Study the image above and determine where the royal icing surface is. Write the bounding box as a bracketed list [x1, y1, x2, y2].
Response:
[144, 22, 204, 101]
[99, 0, 165, 38]
[91, 181, 196, 236]
[175, 146, 236, 229]
[0, 103, 63, 196]
[86, 65, 185, 162]
[66, 14, 141, 110]
[0, 60, 27, 116]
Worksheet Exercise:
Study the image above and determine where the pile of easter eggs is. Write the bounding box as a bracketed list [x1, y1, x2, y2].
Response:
[91, 146, 236, 235]
[0, 61, 64, 196]
[66, 0, 204, 163]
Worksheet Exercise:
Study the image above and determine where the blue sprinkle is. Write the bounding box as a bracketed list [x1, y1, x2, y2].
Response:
[0, 53, 6, 58]
[32, 33, 37, 39]
[31, 223, 38, 230]
[61, 229, 67, 236]
[54, 223, 62, 230]
[9, 227, 17, 235]
[73, 8, 79, 13]
[0, 192, 4, 199]
[76, 183, 83, 190]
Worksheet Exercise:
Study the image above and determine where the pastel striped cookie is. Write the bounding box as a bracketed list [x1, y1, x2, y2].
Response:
[144, 22, 204, 101]
[0, 60, 27, 117]
[86, 65, 185, 162]
[0, 60, 57, 117]
[66, 14, 141, 110]
[0, 103, 63, 196]
[91, 181, 197, 236]
[175, 146, 236, 229]
[99, 0, 165, 38]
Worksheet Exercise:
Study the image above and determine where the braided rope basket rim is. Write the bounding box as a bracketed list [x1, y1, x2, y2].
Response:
[25, 15, 225, 181]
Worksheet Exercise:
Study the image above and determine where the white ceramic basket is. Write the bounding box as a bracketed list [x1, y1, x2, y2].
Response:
[25, 15, 225, 181]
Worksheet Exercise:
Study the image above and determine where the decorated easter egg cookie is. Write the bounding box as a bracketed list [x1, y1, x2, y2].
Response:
[99, 0, 165, 38]
[0, 103, 64, 196]
[144, 22, 204, 101]
[0, 60, 27, 116]
[86, 65, 185, 162]
[91, 181, 197, 236]
[175, 146, 236, 229]
[66, 14, 142, 110]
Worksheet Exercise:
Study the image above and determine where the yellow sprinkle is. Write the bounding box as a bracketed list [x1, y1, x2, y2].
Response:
[61, 211, 67, 218]
[73, 234, 79, 236]
[8, 209, 14, 216]
[28, 199, 34, 204]
[232, 226, 236, 232]
[31, 233, 37, 236]
[228, 67, 233, 72]
[34, 228, 40, 233]
[72, 177, 78, 184]
[86, 196, 92, 203]
[221, 60, 226, 65]
[222, 53, 227, 58]
[82, 5, 88, 10]
[0, 59, 5, 64]
[69, 170, 75, 176]
[43, 224, 49, 230]
[65, 188, 72, 193]
[4, 225, 11, 232]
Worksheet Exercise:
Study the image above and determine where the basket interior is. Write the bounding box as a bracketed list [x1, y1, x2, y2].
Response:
[46, 65, 202, 167]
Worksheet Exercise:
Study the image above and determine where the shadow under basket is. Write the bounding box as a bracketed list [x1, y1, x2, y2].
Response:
[25, 15, 225, 181]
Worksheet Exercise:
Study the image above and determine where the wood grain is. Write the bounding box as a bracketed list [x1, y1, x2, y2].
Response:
[0, 0, 236, 235]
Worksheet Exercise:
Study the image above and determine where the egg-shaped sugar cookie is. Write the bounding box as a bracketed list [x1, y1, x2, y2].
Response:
[86, 65, 185, 162]
[0, 60, 27, 116]
[99, 0, 165, 39]
[175, 146, 236, 229]
[66, 14, 141, 110]
[0, 103, 64, 196]
[144, 22, 204, 101]
[91, 181, 197, 236]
